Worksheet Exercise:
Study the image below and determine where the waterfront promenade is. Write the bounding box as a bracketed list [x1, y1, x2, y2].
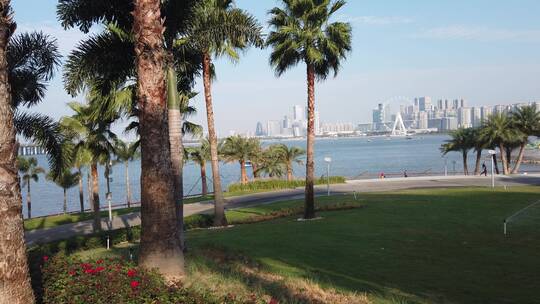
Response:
[25, 174, 540, 245]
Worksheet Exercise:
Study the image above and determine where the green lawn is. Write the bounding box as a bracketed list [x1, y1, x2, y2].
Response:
[184, 187, 540, 304]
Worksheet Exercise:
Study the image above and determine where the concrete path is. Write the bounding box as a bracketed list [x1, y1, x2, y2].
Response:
[25, 174, 540, 245]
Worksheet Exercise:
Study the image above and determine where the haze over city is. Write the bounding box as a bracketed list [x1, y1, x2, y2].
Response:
[12, 0, 540, 135]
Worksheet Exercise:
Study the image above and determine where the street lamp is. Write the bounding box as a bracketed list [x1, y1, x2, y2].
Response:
[443, 156, 448, 176]
[488, 150, 497, 189]
[324, 157, 332, 196]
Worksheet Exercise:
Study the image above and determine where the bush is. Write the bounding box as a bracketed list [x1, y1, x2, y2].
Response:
[41, 254, 202, 304]
[228, 176, 346, 193]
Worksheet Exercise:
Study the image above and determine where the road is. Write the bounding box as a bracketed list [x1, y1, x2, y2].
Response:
[25, 174, 540, 245]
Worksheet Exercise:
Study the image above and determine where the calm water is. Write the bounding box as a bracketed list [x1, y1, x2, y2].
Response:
[20, 135, 537, 218]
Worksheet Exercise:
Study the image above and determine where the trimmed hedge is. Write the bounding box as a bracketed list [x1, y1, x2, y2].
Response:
[228, 176, 346, 193]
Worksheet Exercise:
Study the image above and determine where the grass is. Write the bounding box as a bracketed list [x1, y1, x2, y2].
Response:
[227, 176, 346, 193]
[65, 186, 540, 303]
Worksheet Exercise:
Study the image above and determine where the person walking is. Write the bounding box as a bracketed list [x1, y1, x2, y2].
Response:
[481, 162, 488, 176]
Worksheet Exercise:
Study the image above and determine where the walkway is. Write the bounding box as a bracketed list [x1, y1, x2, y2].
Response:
[25, 174, 540, 245]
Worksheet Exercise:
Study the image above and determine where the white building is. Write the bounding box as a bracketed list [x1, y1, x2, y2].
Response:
[266, 120, 282, 137]
[458, 107, 472, 128]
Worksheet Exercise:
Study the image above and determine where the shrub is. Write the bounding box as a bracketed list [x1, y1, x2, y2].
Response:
[42, 254, 201, 304]
[228, 176, 346, 193]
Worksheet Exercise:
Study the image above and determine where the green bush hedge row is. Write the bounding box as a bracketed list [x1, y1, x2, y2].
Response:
[228, 176, 346, 193]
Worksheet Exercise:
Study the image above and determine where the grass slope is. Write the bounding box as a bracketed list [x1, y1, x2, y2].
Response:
[187, 187, 540, 304]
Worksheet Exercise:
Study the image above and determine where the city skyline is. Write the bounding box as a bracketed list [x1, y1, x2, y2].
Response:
[12, 0, 540, 135]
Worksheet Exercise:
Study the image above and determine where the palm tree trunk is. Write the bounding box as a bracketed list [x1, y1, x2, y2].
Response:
[27, 181, 31, 218]
[499, 143, 509, 175]
[493, 154, 500, 175]
[287, 162, 293, 182]
[202, 52, 227, 227]
[462, 150, 469, 176]
[474, 150, 482, 175]
[511, 143, 526, 174]
[78, 168, 84, 213]
[505, 147, 512, 172]
[125, 161, 131, 208]
[87, 170, 92, 209]
[252, 162, 259, 180]
[304, 64, 316, 219]
[134, 0, 184, 278]
[166, 66, 185, 250]
[201, 164, 208, 196]
[240, 160, 247, 185]
[91, 162, 101, 232]
[63, 188, 67, 214]
[0, 2, 35, 299]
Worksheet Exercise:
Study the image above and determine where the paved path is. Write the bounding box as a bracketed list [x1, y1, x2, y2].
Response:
[25, 174, 540, 245]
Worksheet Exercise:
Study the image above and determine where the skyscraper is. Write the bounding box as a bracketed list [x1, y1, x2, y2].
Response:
[372, 103, 389, 131]
[458, 107, 472, 128]
[255, 122, 266, 136]
[418, 96, 432, 112]
[293, 105, 304, 121]
[266, 120, 282, 137]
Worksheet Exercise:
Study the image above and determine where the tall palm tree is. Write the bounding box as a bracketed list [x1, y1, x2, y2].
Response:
[222, 136, 260, 185]
[188, 138, 211, 196]
[267, 0, 352, 219]
[47, 169, 80, 214]
[479, 113, 518, 175]
[17, 156, 45, 218]
[114, 139, 139, 208]
[510, 105, 540, 173]
[72, 146, 92, 212]
[61, 101, 116, 232]
[441, 128, 475, 176]
[470, 128, 489, 175]
[0, 2, 36, 301]
[275, 144, 305, 181]
[133, 0, 184, 278]
[186, 0, 263, 226]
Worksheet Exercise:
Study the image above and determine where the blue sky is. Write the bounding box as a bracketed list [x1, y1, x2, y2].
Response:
[12, 0, 540, 136]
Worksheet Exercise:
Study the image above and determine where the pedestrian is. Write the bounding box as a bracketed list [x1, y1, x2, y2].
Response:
[380, 172, 385, 179]
[404, 170, 408, 178]
[481, 162, 488, 176]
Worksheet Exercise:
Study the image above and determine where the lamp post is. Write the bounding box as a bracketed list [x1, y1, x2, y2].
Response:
[452, 160, 457, 175]
[324, 157, 332, 196]
[488, 150, 497, 189]
[443, 157, 448, 176]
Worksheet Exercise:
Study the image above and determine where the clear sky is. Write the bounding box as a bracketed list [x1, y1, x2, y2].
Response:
[11, 0, 540, 136]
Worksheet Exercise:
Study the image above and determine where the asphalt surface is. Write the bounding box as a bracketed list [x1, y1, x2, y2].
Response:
[25, 174, 540, 245]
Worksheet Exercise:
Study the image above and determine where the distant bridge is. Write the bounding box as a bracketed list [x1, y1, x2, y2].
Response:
[18, 144, 46, 156]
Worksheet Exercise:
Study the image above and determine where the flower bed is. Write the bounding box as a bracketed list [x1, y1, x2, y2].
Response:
[42, 254, 201, 304]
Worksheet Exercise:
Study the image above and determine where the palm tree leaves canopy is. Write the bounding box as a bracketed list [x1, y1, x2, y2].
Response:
[47, 169, 80, 190]
[267, 0, 352, 79]
[441, 128, 475, 155]
[17, 156, 45, 186]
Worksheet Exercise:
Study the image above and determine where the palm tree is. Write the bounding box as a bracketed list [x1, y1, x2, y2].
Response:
[470, 128, 489, 175]
[0, 2, 37, 301]
[72, 146, 92, 212]
[256, 146, 286, 178]
[185, 0, 263, 226]
[47, 169, 80, 214]
[133, 0, 184, 278]
[479, 113, 518, 175]
[222, 136, 260, 185]
[188, 138, 211, 196]
[267, 0, 352, 219]
[510, 105, 540, 173]
[17, 156, 45, 218]
[61, 101, 116, 232]
[114, 139, 139, 208]
[275, 144, 305, 181]
[441, 128, 475, 176]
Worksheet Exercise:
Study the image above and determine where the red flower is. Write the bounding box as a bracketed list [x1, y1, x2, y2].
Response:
[42, 256, 49, 262]
[95, 266, 105, 273]
[84, 268, 95, 274]
[81, 263, 92, 270]
[96, 259, 104, 264]
[68, 270, 76, 276]
[130, 280, 140, 289]
[269, 299, 279, 304]
[127, 269, 137, 277]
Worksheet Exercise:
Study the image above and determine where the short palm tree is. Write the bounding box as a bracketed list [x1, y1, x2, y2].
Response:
[275, 144, 305, 181]
[479, 113, 518, 175]
[222, 136, 260, 185]
[61, 101, 116, 232]
[256, 146, 286, 178]
[17, 156, 45, 218]
[441, 128, 475, 176]
[72, 146, 92, 212]
[510, 105, 540, 173]
[188, 138, 211, 196]
[185, 0, 263, 226]
[114, 139, 139, 208]
[470, 128, 490, 175]
[47, 169, 80, 214]
[267, 0, 352, 219]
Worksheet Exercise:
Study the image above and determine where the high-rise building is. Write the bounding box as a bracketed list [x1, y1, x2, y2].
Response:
[458, 107, 472, 128]
[472, 107, 482, 127]
[437, 99, 444, 110]
[452, 99, 459, 110]
[441, 117, 458, 131]
[372, 103, 389, 131]
[418, 111, 428, 129]
[266, 120, 282, 137]
[460, 99, 466, 108]
[418, 96, 432, 112]
[481, 106, 494, 122]
[255, 122, 266, 136]
[293, 105, 304, 121]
